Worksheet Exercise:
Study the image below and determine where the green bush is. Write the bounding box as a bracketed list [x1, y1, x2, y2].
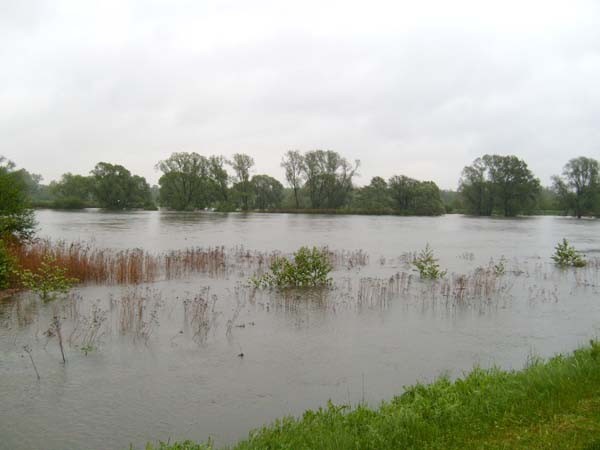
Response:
[19, 255, 78, 301]
[251, 246, 332, 288]
[552, 238, 587, 267]
[0, 240, 16, 289]
[413, 244, 447, 279]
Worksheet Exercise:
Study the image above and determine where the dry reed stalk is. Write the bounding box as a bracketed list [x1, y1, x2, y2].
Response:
[23, 344, 40, 380]
[52, 315, 66, 364]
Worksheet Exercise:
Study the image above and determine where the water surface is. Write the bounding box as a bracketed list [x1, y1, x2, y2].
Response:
[1, 210, 599, 450]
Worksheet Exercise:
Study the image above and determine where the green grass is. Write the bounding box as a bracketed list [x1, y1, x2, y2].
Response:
[143, 341, 600, 450]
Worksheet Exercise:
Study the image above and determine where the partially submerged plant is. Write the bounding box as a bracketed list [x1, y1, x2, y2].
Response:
[413, 244, 447, 279]
[251, 246, 332, 288]
[491, 257, 507, 276]
[23, 344, 40, 380]
[552, 238, 586, 268]
[52, 315, 66, 364]
[19, 254, 78, 301]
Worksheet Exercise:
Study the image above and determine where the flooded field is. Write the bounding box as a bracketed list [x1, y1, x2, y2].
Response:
[1, 210, 599, 450]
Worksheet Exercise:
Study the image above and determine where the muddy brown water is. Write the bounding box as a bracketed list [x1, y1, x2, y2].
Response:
[1, 210, 599, 450]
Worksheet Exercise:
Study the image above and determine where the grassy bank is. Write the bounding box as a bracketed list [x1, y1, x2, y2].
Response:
[144, 341, 600, 449]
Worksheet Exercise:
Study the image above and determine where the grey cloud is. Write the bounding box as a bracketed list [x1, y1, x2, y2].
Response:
[2, 0, 600, 189]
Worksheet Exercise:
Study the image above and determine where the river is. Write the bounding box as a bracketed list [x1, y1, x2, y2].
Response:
[1, 210, 599, 449]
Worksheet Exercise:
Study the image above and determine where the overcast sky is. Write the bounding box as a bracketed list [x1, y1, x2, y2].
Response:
[2, 0, 600, 189]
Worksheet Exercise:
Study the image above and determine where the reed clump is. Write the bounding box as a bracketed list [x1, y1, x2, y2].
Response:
[183, 288, 219, 344]
[9, 239, 158, 284]
[164, 247, 226, 279]
[114, 287, 163, 343]
[7, 240, 373, 288]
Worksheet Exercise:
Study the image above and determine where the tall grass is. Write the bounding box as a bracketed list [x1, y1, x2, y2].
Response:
[9, 239, 158, 284]
[7, 240, 370, 287]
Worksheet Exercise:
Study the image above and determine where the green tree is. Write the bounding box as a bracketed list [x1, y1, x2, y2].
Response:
[156, 152, 210, 210]
[458, 157, 495, 216]
[49, 173, 95, 209]
[228, 153, 255, 211]
[484, 155, 540, 216]
[459, 155, 540, 217]
[388, 175, 418, 211]
[281, 150, 305, 208]
[552, 157, 599, 218]
[351, 176, 393, 211]
[536, 186, 561, 213]
[0, 156, 36, 239]
[207, 155, 230, 206]
[91, 162, 152, 209]
[388, 175, 445, 215]
[302, 150, 359, 209]
[412, 181, 446, 215]
[251, 174, 284, 209]
[440, 190, 463, 213]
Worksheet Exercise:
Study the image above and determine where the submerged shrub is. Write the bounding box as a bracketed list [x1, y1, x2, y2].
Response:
[251, 246, 332, 288]
[491, 256, 507, 276]
[413, 244, 446, 279]
[19, 254, 78, 301]
[552, 238, 586, 268]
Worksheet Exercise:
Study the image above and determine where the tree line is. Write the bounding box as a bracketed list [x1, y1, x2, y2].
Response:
[3, 152, 600, 219]
[456, 155, 600, 217]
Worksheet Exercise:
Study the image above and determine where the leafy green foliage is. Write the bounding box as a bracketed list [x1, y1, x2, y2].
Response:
[491, 256, 507, 276]
[413, 244, 447, 279]
[228, 153, 255, 211]
[459, 155, 540, 216]
[351, 176, 393, 211]
[552, 157, 600, 218]
[302, 150, 359, 209]
[348, 175, 446, 215]
[19, 255, 78, 301]
[552, 238, 587, 268]
[49, 173, 95, 209]
[143, 440, 212, 450]
[0, 240, 16, 289]
[251, 174, 283, 209]
[0, 156, 36, 239]
[280, 150, 305, 208]
[157, 153, 230, 210]
[91, 162, 153, 210]
[251, 246, 332, 288]
[388, 175, 445, 215]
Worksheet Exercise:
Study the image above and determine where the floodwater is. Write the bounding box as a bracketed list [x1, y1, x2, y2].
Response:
[1, 210, 600, 450]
